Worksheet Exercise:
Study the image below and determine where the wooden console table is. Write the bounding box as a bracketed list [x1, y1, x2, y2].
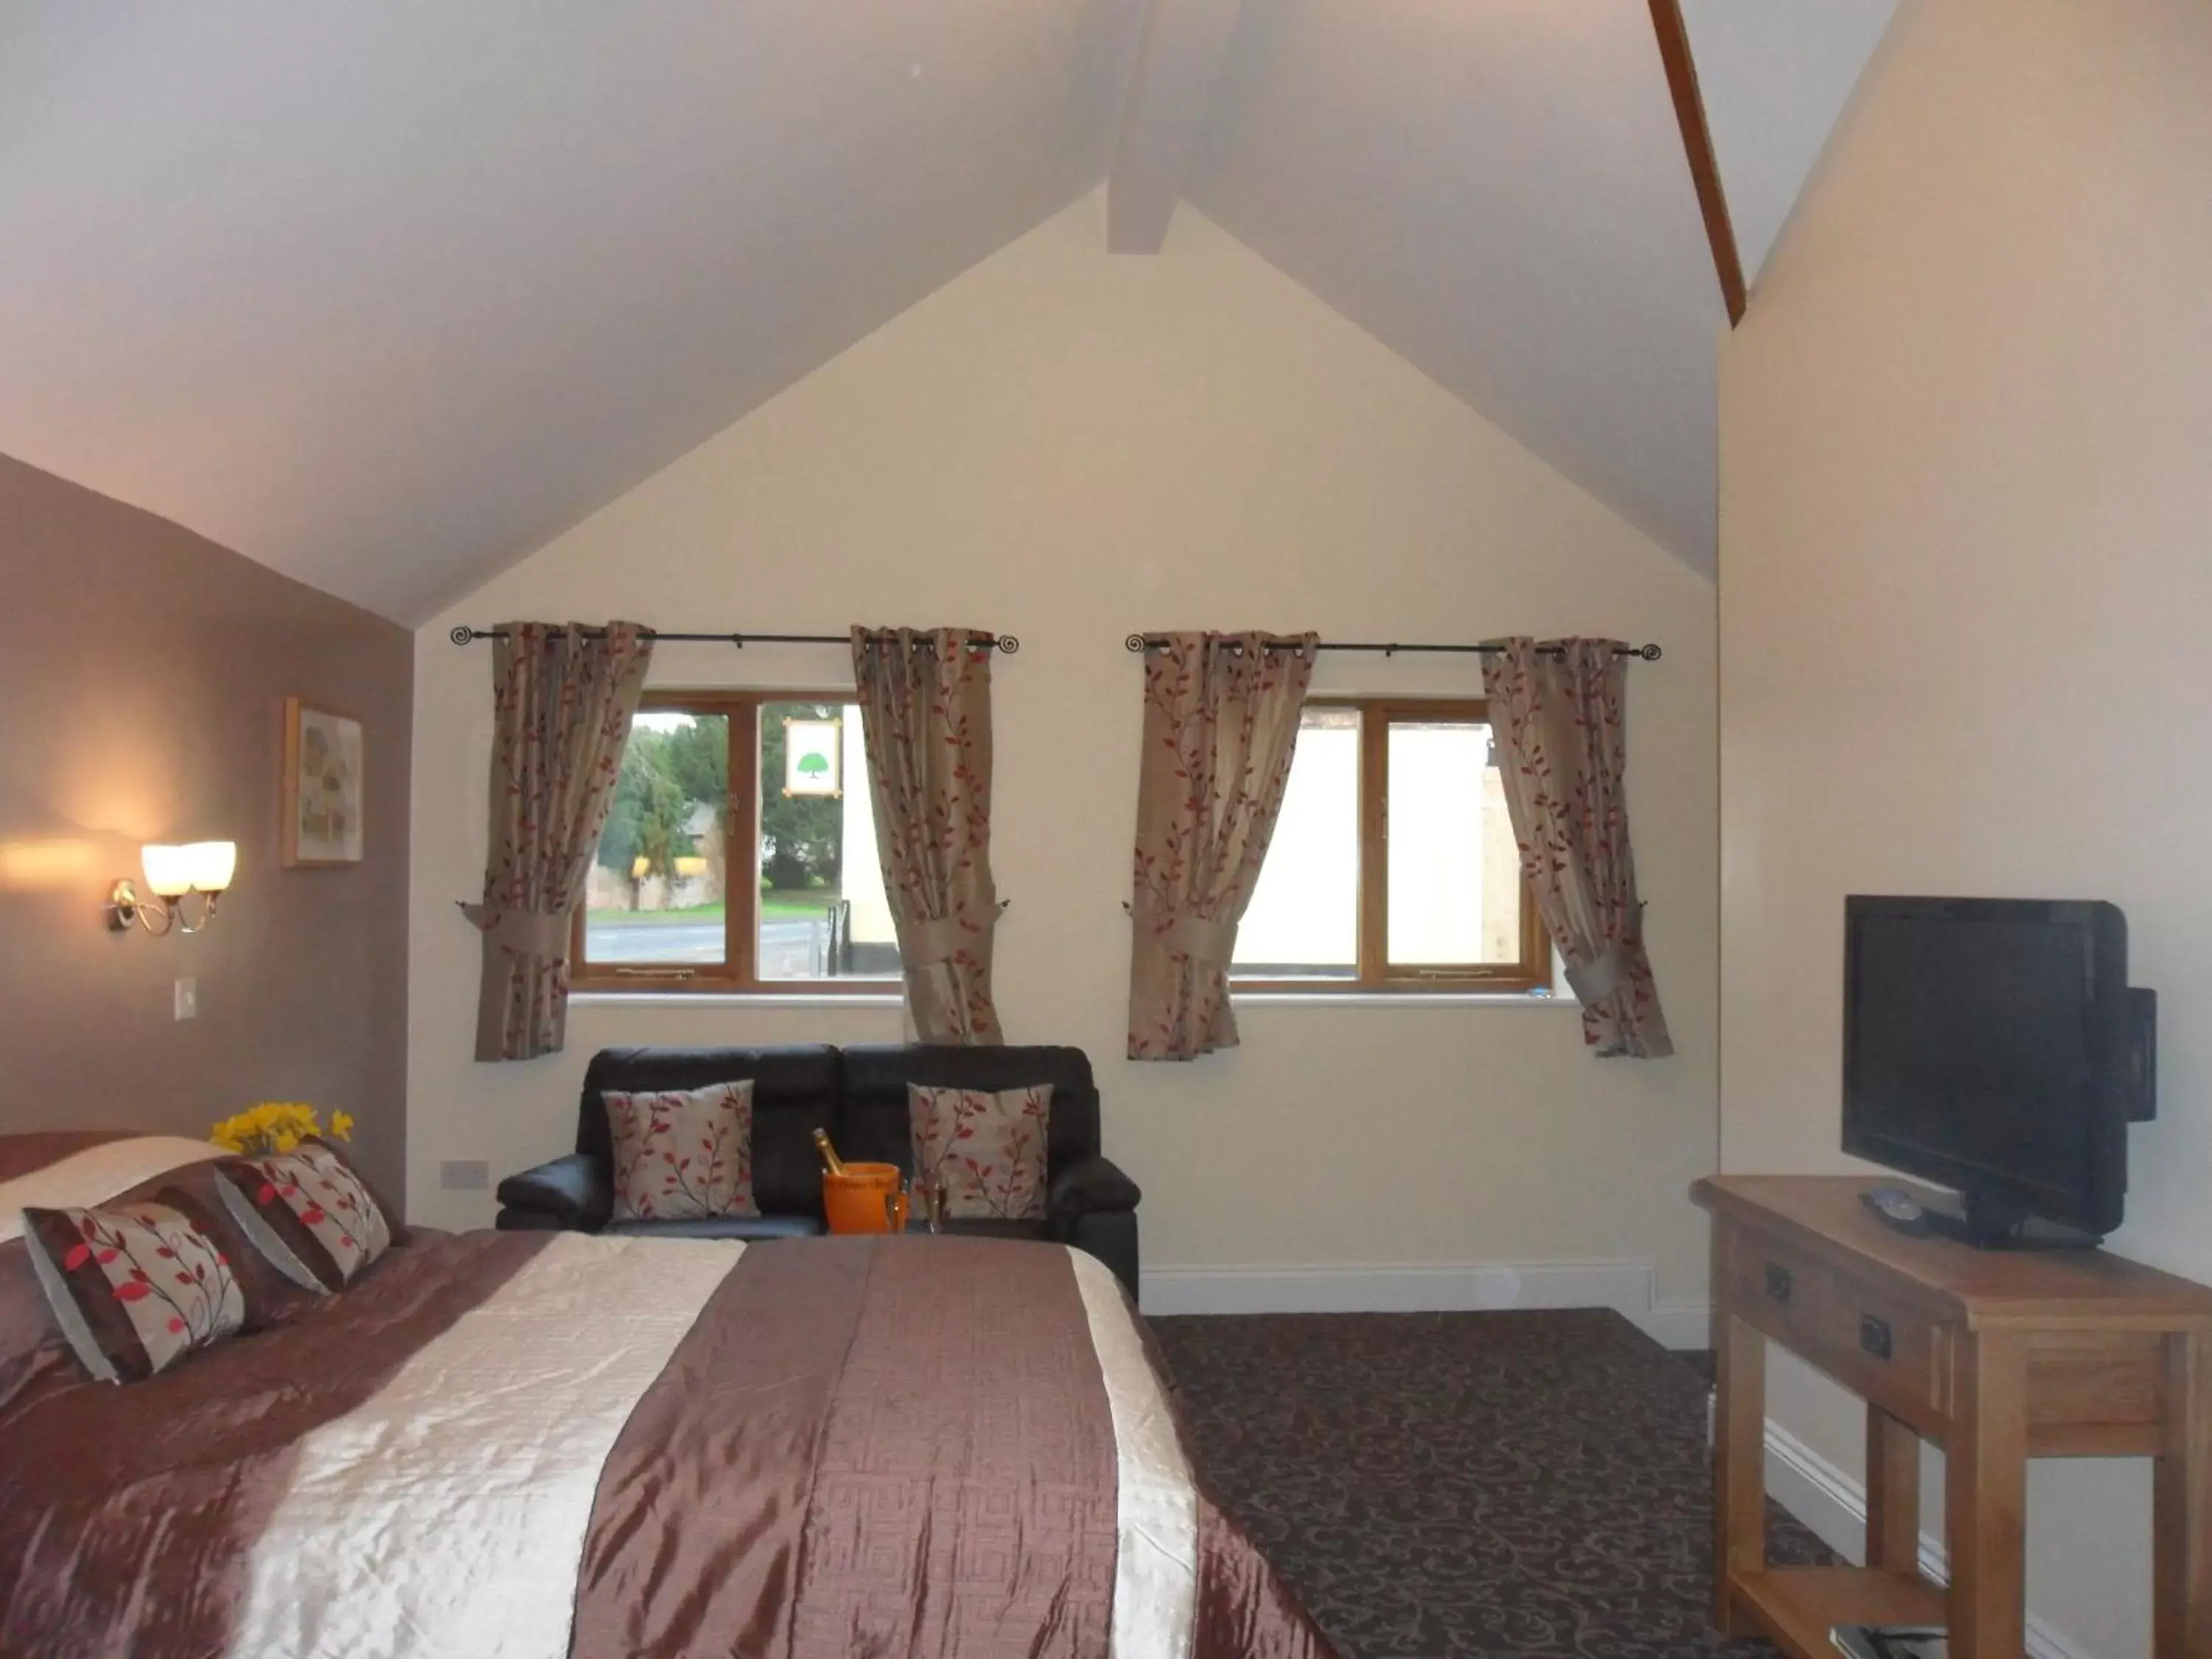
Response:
[1694, 1175, 2212, 1659]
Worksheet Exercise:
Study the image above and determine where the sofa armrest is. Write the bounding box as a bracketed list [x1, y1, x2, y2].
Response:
[1048, 1153, 1141, 1217]
[1061, 1210, 1139, 1301]
[494, 1152, 613, 1231]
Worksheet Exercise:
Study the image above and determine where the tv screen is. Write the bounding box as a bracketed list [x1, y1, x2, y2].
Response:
[1842, 897, 2132, 1241]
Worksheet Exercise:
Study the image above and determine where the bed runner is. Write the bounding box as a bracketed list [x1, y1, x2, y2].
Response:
[578, 1234, 1138, 1658]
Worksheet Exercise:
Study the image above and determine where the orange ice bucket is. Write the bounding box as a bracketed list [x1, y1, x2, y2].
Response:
[823, 1163, 908, 1234]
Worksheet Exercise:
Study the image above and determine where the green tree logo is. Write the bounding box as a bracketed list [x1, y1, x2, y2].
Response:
[797, 751, 830, 779]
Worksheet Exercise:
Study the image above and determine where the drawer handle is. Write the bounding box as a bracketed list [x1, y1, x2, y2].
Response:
[1764, 1263, 1793, 1304]
[1860, 1315, 1893, 1361]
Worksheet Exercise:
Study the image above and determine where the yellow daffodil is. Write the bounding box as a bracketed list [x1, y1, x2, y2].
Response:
[209, 1101, 356, 1158]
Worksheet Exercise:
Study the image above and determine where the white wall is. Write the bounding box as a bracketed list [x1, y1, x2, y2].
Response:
[1719, 3, 2212, 1654]
[408, 191, 1719, 1322]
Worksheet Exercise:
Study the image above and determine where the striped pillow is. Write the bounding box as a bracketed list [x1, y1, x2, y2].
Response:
[214, 1139, 394, 1293]
[21, 1192, 246, 1383]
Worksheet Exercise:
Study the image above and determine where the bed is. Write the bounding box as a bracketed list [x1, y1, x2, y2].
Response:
[0, 1133, 1332, 1658]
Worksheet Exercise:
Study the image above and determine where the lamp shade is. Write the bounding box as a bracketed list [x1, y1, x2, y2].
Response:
[141, 844, 194, 897]
[142, 841, 236, 897]
[182, 841, 237, 893]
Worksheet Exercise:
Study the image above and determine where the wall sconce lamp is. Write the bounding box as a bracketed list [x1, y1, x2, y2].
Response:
[108, 841, 236, 936]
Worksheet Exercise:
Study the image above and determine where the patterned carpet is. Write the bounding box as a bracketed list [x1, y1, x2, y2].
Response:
[1152, 1309, 1829, 1659]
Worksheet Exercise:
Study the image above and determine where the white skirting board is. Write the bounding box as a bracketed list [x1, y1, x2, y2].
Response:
[1761, 1419, 2097, 1659]
[1138, 1259, 1713, 1350]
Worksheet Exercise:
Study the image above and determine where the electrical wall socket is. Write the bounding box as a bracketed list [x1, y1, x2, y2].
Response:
[439, 1160, 490, 1191]
[173, 978, 198, 1020]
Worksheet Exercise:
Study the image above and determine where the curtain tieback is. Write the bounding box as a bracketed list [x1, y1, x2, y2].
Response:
[1156, 911, 1238, 964]
[459, 902, 571, 956]
[897, 902, 1000, 968]
[1563, 940, 1636, 1004]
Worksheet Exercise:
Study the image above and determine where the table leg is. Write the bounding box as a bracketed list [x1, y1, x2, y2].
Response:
[1864, 1405, 1921, 1577]
[1713, 1240, 1767, 1636]
[2154, 1329, 2212, 1659]
[1947, 1328, 2027, 1659]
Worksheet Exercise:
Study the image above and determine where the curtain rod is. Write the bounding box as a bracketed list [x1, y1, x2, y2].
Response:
[1122, 635, 1662, 661]
[448, 626, 1019, 653]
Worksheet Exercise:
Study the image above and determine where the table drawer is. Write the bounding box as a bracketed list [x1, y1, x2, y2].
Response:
[2025, 1330, 2167, 1454]
[1728, 1230, 1832, 1349]
[1730, 1230, 1948, 1434]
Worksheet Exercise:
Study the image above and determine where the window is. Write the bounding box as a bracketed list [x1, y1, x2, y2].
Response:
[572, 691, 902, 992]
[1231, 699, 1548, 992]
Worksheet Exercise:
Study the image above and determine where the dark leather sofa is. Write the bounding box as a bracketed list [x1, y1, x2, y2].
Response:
[495, 1043, 1142, 1298]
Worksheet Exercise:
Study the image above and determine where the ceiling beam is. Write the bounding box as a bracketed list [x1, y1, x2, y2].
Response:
[1649, 0, 1747, 325]
[1106, 0, 1246, 255]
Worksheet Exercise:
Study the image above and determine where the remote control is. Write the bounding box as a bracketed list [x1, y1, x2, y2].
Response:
[1861, 1186, 1933, 1235]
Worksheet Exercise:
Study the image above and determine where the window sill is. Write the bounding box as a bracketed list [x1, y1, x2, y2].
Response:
[570, 991, 905, 1011]
[1232, 990, 1578, 1008]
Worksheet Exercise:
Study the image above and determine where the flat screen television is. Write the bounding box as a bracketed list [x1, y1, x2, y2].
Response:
[1842, 896, 2156, 1248]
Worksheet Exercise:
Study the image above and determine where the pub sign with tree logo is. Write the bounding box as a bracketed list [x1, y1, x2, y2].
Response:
[782, 717, 842, 798]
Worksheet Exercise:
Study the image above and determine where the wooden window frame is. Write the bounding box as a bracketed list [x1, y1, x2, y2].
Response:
[568, 687, 896, 995]
[1230, 696, 1552, 995]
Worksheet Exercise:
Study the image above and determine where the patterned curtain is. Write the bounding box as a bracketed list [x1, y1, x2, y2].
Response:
[1127, 631, 1318, 1061]
[1483, 637, 1672, 1058]
[850, 627, 1003, 1045]
[462, 622, 653, 1062]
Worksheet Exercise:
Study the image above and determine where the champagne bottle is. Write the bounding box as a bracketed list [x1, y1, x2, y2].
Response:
[812, 1127, 847, 1178]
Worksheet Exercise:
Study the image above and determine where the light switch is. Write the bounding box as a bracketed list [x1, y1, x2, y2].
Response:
[440, 1161, 490, 1191]
[173, 978, 198, 1020]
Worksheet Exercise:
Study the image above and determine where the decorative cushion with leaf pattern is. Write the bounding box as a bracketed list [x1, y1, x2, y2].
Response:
[212, 1139, 394, 1293]
[21, 1193, 247, 1383]
[605, 1080, 759, 1222]
[908, 1085, 1051, 1222]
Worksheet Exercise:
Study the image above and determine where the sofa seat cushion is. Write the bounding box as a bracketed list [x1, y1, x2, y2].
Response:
[932, 1217, 1049, 1243]
[599, 1214, 1051, 1245]
[602, 1214, 826, 1242]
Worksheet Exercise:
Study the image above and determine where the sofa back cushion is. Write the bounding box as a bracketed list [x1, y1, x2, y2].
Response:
[838, 1045, 1099, 1177]
[578, 1046, 840, 1218]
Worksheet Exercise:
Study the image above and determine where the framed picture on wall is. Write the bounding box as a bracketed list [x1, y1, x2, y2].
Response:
[283, 698, 364, 866]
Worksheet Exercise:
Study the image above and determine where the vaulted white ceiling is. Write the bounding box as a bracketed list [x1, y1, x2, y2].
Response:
[1681, 0, 1897, 288]
[0, 2, 1891, 622]
[0, 1, 1135, 621]
[1189, 2, 1727, 574]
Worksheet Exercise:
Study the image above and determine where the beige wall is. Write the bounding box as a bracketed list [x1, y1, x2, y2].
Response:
[408, 192, 1720, 1321]
[1719, 3, 2212, 1653]
[0, 454, 413, 1200]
